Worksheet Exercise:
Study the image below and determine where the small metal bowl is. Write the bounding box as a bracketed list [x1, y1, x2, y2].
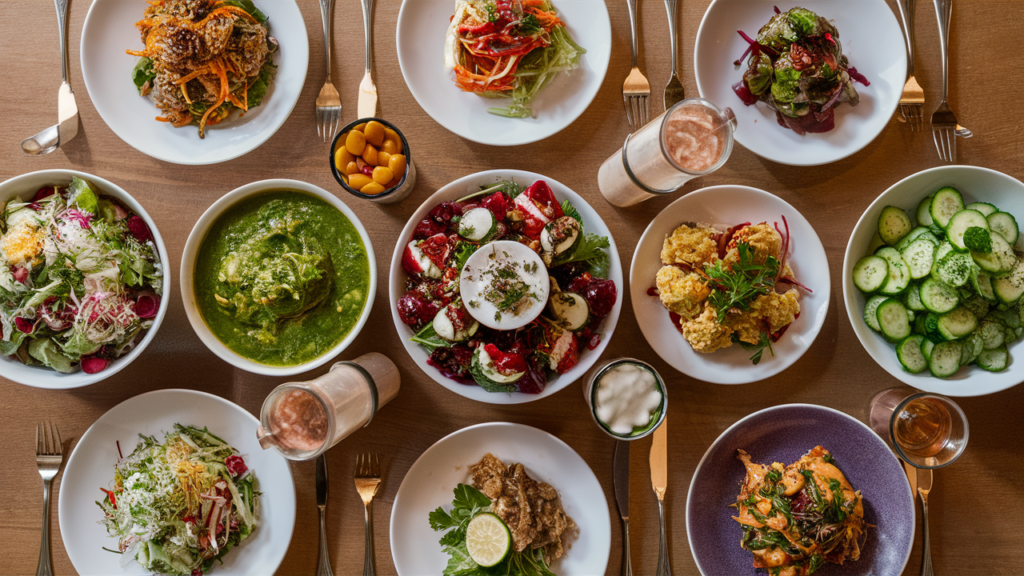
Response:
[329, 118, 416, 204]
[582, 358, 667, 440]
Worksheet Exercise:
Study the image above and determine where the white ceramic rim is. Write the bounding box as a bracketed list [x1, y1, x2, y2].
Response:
[180, 179, 376, 376]
[394, 0, 612, 146]
[692, 0, 906, 166]
[629, 185, 831, 384]
[685, 403, 914, 576]
[842, 165, 1024, 396]
[388, 421, 611, 576]
[58, 388, 296, 576]
[0, 169, 171, 389]
[80, 0, 309, 165]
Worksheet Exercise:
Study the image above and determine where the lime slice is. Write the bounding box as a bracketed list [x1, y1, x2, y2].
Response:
[465, 512, 511, 567]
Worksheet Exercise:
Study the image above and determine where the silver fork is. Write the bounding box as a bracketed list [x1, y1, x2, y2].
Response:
[354, 453, 382, 576]
[931, 0, 959, 162]
[623, 0, 651, 131]
[895, 0, 924, 130]
[36, 422, 63, 576]
[316, 0, 342, 142]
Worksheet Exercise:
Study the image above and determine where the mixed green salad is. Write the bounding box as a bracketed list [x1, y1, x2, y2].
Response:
[98, 425, 259, 576]
[852, 186, 1022, 378]
[0, 178, 162, 374]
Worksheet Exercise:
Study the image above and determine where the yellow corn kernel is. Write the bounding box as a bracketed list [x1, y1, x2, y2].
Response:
[384, 127, 399, 140]
[382, 138, 398, 154]
[345, 130, 367, 156]
[364, 121, 386, 147]
[354, 123, 367, 132]
[360, 181, 386, 195]
[362, 144, 378, 166]
[377, 151, 391, 167]
[347, 173, 373, 190]
[388, 154, 407, 177]
[344, 161, 359, 175]
[334, 147, 355, 171]
[372, 166, 394, 185]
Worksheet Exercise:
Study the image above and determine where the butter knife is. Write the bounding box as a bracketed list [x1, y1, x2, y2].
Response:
[357, 0, 378, 118]
[917, 467, 934, 576]
[650, 417, 671, 576]
[613, 441, 632, 576]
[663, 0, 684, 109]
[316, 455, 334, 576]
[22, 0, 79, 155]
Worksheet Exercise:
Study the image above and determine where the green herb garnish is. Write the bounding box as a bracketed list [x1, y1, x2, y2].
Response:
[704, 243, 780, 323]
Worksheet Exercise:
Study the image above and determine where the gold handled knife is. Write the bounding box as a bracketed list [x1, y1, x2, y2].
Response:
[357, 0, 378, 119]
[650, 417, 671, 576]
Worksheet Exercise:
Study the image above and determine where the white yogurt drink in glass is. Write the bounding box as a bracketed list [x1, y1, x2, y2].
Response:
[598, 98, 736, 207]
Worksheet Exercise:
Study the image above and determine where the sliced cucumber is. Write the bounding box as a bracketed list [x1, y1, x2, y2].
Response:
[965, 202, 998, 217]
[933, 251, 975, 287]
[877, 298, 912, 342]
[978, 320, 1005, 350]
[971, 269, 997, 302]
[916, 195, 936, 228]
[875, 247, 910, 295]
[901, 239, 936, 280]
[921, 338, 936, 361]
[896, 335, 928, 373]
[964, 331, 984, 365]
[928, 341, 962, 378]
[433, 304, 480, 342]
[896, 226, 939, 251]
[458, 207, 498, 242]
[547, 292, 589, 331]
[993, 257, 1024, 305]
[970, 231, 1016, 274]
[946, 209, 989, 251]
[920, 278, 959, 313]
[878, 206, 913, 246]
[541, 216, 582, 256]
[930, 242, 955, 277]
[864, 294, 888, 332]
[853, 256, 888, 293]
[976, 346, 1009, 372]
[937, 307, 978, 340]
[473, 346, 524, 384]
[903, 283, 926, 311]
[930, 187, 965, 229]
[988, 211, 1019, 245]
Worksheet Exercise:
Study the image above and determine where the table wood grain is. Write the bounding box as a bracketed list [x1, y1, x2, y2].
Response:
[2, 0, 1024, 574]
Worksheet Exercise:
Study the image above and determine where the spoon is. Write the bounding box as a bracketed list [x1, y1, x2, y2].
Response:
[23, 0, 79, 156]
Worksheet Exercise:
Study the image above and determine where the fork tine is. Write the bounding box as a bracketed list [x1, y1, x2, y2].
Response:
[36, 422, 42, 455]
[622, 96, 633, 130]
[632, 97, 641, 131]
[43, 421, 52, 455]
[331, 109, 341, 141]
[316, 108, 323, 140]
[373, 453, 380, 476]
[52, 422, 62, 455]
[949, 129, 957, 163]
[641, 96, 650, 127]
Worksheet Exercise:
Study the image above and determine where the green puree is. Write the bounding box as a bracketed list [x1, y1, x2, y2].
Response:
[194, 192, 370, 366]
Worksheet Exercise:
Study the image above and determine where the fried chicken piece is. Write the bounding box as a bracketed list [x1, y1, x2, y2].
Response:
[724, 223, 782, 266]
[681, 303, 734, 353]
[725, 289, 801, 344]
[660, 223, 720, 268]
[656, 266, 710, 318]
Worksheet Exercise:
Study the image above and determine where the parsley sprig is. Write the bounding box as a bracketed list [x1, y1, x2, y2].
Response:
[704, 244, 780, 324]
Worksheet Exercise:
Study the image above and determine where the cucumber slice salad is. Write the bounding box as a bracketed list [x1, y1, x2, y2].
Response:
[853, 186, 1023, 378]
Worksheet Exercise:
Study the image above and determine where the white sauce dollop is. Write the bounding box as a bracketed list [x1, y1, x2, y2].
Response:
[594, 363, 663, 436]
[460, 240, 549, 330]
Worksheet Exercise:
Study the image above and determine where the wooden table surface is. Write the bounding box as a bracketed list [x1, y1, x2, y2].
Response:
[3, 0, 1024, 575]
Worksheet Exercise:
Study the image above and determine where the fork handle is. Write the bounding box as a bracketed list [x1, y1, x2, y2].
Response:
[362, 500, 375, 576]
[934, 0, 952, 101]
[919, 491, 934, 576]
[896, 0, 916, 77]
[625, 0, 640, 68]
[655, 498, 671, 576]
[319, 0, 335, 80]
[361, 0, 374, 73]
[664, 0, 678, 77]
[54, 0, 70, 85]
[316, 507, 334, 576]
[36, 479, 53, 576]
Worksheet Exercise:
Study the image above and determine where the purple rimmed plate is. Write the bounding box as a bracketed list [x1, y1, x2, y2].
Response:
[686, 404, 914, 576]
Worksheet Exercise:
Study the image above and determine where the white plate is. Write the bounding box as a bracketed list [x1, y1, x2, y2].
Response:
[58, 389, 296, 576]
[81, 0, 308, 165]
[630, 185, 830, 384]
[0, 170, 171, 390]
[396, 0, 611, 146]
[693, 0, 906, 166]
[843, 166, 1024, 396]
[389, 169, 623, 403]
[389, 422, 610, 576]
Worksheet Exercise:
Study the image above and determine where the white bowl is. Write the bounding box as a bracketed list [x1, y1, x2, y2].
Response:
[630, 185, 830, 384]
[395, 0, 611, 146]
[0, 170, 171, 389]
[694, 0, 906, 166]
[843, 166, 1024, 396]
[80, 0, 308, 165]
[181, 179, 376, 376]
[389, 170, 623, 404]
[59, 389, 296, 576]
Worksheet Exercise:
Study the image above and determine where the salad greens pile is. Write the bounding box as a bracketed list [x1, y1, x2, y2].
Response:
[429, 484, 555, 576]
[98, 425, 259, 576]
[488, 23, 585, 119]
[0, 177, 162, 374]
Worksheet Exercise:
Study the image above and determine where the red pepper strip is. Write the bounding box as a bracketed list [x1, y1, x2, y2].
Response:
[100, 488, 117, 508]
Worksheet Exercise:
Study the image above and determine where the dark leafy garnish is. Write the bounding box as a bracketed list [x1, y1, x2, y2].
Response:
[553, 233, 611, 278]
[704, 243, 780, 323]
[411, 323, 450, 354]
[131, 57, 156, 94]
[246, 62, 277, 109]
[219, 0, 268, 23]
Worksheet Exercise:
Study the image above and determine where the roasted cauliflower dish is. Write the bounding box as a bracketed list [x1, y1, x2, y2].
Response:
[653, 221, 806, 363]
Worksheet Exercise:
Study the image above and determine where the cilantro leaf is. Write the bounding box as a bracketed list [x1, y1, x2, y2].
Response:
[131, 58, 156, 94]
[411, 323, 449, 354]
[704, 243, 779, 323]
[454, 241, 479, 272]
[553, 233, 611, 278]
[428, 506, 456, 531]
[560, 199, 582, 224]
[453, 484, 492, 510]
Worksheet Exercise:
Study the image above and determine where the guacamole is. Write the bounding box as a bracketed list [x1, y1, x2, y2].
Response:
[195, 192, 370, 366]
